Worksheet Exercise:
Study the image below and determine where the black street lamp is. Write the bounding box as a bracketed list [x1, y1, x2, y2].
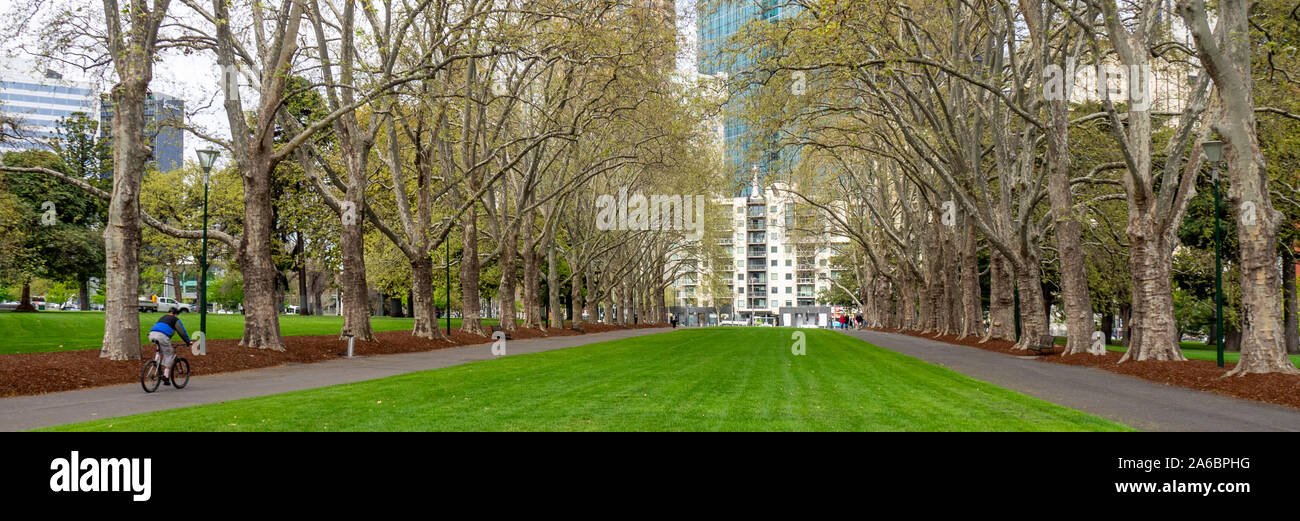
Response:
[196, 148, 220, 355]
[1203, 139, 1225, 367]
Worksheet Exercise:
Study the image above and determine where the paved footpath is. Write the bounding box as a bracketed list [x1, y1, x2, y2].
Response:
[841, 329, 1300, 431]
[0, 327, 670, 431]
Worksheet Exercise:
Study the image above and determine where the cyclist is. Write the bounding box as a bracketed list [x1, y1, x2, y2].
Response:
[148, 309, 192, 386]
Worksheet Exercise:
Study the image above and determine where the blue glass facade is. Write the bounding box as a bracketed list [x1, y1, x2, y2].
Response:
[99, 91, 185, 173]
[697, 0, 792, 196]
[0, 78, 99, 154]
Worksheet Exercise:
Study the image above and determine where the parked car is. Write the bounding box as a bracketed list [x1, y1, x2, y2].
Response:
[138, 297, 192, 313]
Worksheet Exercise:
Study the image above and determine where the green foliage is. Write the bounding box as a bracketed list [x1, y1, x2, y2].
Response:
[49, 112, 112, 180]
[1172, 288, 1214, 337]
[210, 270, 245, 311]
[0, 148, 104, 292]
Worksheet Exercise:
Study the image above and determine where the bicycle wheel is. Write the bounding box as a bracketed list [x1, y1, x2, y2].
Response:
[171, 358, 190, 389]
[141, 360, 161, 393]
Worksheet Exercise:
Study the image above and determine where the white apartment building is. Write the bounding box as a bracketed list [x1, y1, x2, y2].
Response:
[671, 174, 851, 326]
[0, 65, 99, 153]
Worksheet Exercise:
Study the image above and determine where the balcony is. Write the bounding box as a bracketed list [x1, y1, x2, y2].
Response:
[747, 218, 766, 230]
[747, 232, 766, 244]
[747, 261, 767, 271]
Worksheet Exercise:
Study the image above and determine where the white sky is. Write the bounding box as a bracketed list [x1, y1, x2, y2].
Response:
[0, 0, 702, 168]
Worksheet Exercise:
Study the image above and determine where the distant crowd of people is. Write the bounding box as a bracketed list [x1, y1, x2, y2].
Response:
[831, 314, 864, 329]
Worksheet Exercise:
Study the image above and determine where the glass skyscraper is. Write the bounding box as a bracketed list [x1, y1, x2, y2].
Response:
[100, 90, 185, 174]
[1, 65, 185, 175]
[0, 69, 99, 154]
[696, 0, 793, 196]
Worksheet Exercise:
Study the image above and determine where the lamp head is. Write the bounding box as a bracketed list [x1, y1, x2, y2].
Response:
[1202, 140, 1224, 163]
[196, 148, 220, 172]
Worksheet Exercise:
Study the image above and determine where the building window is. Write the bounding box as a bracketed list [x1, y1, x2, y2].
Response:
[786, 301, 792, 307]
[737, 273, 744, 281]
[786, 287, 792, 294]
[820, 259, 828, 266]
[770, 246, 778, 253]
[785, 259, 792, 266]
[785, 273, 792, 280]
[770, 260, 777, 267]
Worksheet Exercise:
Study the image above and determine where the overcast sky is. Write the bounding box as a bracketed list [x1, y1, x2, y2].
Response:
[0, 0, 701, 167]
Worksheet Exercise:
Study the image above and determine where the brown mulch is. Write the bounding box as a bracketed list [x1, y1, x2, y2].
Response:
[0, 321, 668, 398]
[862, 327, 1300, 410]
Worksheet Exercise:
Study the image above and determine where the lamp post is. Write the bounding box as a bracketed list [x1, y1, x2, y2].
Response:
[1203, 139, 1225, 367]
[195, 148, 220, 355]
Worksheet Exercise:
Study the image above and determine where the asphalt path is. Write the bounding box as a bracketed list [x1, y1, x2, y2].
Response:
[840, 329, 1300, 431]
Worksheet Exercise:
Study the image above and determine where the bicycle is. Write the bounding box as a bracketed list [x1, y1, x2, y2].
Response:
[141, 340, 191, 393]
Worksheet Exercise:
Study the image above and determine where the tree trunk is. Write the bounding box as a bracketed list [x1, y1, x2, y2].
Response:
[238, 157, 285, 351]
[498, 222, 519, 332]
[100, 79, 150, 359]
[1047, 144, 1097, 355]
[548, 239, 562, 329]
[944, 236, 960, 336]
[1118, 233, 1184, 361]
[987, 250, 1016, 341]
[15, 282, 35, 312]
[1120, 303, 1133, 347]
[570, 269, 584, 330]
[1012, 261, 1047, 350]
[1101, 313, 1115, 346]
[338, 199, 373, 340]
[1180, 0, 1296, 374]
[79, 276, 91, 312]
[310, 288, 323, 317]
[611, 282, 622, 325]
[958, 220, 982, 338]
[411, 257, 443, 339]
[898, 270, 918, 330]
[297, 263, 310, 315]
[522, 246, 542, 329]
[584, 267, 596, 323]
[1225, 327, 1242, 352]
[459, 204, 485, 336]
[1284, 252, 1298, 354]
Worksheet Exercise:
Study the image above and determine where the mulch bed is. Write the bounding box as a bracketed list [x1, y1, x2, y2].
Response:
[0, 321, 666, 398]
[863, 327, 1300, 410]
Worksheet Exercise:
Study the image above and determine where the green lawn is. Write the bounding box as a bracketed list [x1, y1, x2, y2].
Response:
[45, 327, 1132, 432]
[1051, 336, 1299, 367]
[0, 311, 497, 355]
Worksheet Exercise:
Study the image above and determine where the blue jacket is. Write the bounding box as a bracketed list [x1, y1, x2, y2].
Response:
[150, 314, 191, 343]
